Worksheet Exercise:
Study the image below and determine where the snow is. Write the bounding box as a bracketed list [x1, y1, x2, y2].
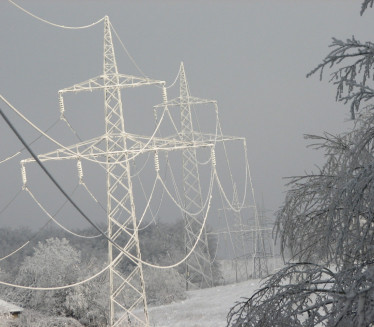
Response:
[0, 299, 23, 314]
[148, 279, 261, 327]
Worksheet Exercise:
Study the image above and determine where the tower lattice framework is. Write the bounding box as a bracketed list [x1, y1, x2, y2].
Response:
[21, 16, 227, 325]
[18, 14, 269, 325]
[252, 209, 269, 279]
[156, 63, 214, 290]
[21, 16, 187, 327]
[179, 63, 214, 289]
[102, 17, 148, 326]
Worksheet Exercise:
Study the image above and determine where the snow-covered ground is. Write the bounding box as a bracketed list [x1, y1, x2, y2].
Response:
[148, 279, 261, 327]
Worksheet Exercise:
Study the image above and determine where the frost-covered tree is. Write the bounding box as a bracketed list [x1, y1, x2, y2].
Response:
[227, 2, 374, 326]
[8, 238, 108, 327]
[10, 238, 81, 316]
[228, 114, 374, 326]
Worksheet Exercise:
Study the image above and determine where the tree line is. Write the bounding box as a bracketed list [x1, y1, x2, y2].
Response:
[0, 220, 219, 326]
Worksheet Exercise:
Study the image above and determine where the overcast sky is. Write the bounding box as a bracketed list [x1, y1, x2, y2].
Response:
[0, 0, 373, 231]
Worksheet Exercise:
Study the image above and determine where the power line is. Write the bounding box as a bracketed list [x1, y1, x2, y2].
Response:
[0, 118, 60, 165]
[8, 0, 105, 30]
[0, 106, 127, 256]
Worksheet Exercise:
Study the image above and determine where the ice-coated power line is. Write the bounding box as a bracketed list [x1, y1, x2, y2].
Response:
[8, 0, 105, 30]
[0, 105, 119, 249]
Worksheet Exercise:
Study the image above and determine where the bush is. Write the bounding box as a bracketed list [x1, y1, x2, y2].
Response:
[143, 266, 186, 306]
[5, 310, 83, 327]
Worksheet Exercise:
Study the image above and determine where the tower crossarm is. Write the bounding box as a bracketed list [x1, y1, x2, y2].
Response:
[20, 133, 215, 164]
[154, 96, 216, 108]
[191, 132, 244, 144]
[20, 135, 108, 164]
[163, 132, 244, 144]
[59, 73, 165, 94]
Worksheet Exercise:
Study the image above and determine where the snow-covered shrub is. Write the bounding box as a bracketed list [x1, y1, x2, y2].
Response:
[8, 238, 108, 327]
[143, 266, 186, 306]
[10, 238, 81, 316]
[7, 310, 83, 327]
[65, 265, 109, 327]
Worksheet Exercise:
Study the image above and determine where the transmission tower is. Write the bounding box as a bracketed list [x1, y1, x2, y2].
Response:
[229, 184, 251, 282]
[21, 16, 216, 327]
[252, 207, 269, 279]
[179, 63, 214, 290]
[217, 181, 267, 282]
[154, 63, 214, 290]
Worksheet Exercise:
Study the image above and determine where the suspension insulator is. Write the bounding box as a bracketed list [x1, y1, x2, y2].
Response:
[58, 92, 65, 118]
[154, 151, 160, 172]
[77, 159, 83, 182]
[21, 164, 27, 187]
[211, 147, 216, 167]
[153, 108, 158, 123]
[162, 86, 168, 104]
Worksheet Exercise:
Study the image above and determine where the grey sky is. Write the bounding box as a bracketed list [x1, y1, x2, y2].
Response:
[0, 0, 372, 230]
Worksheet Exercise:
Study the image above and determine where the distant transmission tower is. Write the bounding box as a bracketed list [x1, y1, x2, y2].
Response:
[229, 184, 251, 282]
[252, 208, 269, 279]
[21, 16, 215, 327]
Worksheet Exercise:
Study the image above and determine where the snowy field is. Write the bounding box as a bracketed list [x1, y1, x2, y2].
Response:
[148, 279, 261, 327]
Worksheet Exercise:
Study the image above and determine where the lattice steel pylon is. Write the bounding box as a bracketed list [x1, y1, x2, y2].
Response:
[179, 63, 213, 290]
[252, 205, 269, 279]
[20, 16, 188, 327]
[101, 17, 148, 326]
[230, 183, 250, 281]
[159, 62, 214, 290]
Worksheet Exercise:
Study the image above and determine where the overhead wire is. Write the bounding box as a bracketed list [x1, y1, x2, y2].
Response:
[61, 115, 83, 142]
[0, 189, 22, 217]
[164, 66, 181, 90]
[214, 102, 251, 211]
[0, 257, 117, 291]
[0, 184, 77, 262]
[134, 163, 166, 231]
[0, 105, 133, 258]
[1, 95, 85, 160]
[0, 241, 30, 262]
[130, 153, 151, 178]
[157, 162, 214, 217]
[8, 0, 105, 30]
[0, 118, 60, 165]
[110, 21, 182, 90]
[25, 186, 101, 239]
[217, 182, 239, 260]
[0, 151, 20, 165]
[120, 164, 216, 270]
[109, 22, 148, 79]
[0, 183, 93, 262]
[1, 95, 176, 166]
[121, 173, 159, 232]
